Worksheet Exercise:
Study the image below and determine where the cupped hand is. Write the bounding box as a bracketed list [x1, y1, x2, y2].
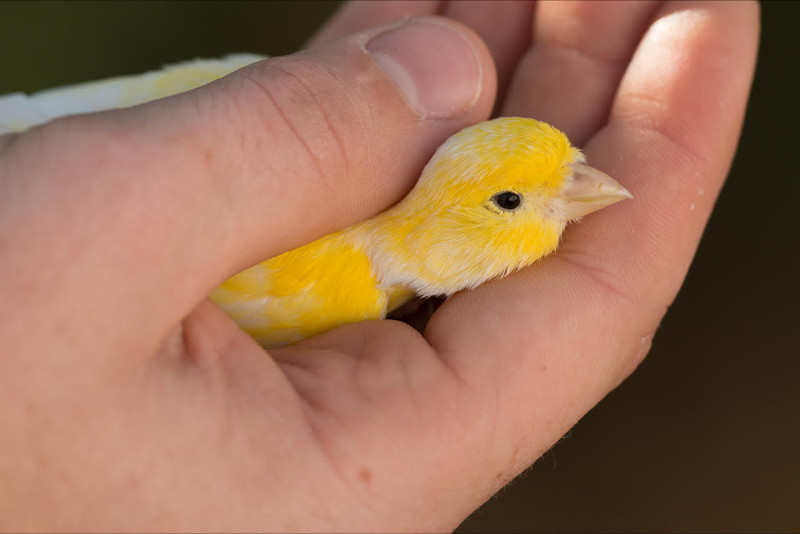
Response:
[0, 1, 758, 531]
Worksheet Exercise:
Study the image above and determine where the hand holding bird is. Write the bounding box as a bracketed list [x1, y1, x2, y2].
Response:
[0, 2, 758, 531]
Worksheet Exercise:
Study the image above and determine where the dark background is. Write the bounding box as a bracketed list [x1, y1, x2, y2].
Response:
[1, 1, 797, 532]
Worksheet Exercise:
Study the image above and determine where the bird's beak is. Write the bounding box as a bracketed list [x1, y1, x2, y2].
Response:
[560, 163, 633, 220]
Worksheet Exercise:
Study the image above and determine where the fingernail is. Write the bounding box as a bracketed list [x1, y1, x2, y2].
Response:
[365, 19, 482, 119]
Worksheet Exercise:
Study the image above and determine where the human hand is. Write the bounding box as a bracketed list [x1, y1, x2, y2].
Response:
[0, 1, 758, 531]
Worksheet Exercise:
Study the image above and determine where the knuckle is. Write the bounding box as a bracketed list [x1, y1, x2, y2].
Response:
[225, 57, 366, 194]
[553, 248, 636, 307]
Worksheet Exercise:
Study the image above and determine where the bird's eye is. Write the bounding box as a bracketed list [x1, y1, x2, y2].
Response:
[492, 191, 522, 211]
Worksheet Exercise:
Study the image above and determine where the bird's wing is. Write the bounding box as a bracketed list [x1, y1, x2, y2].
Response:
[0, 53, 265, 134]
[210, 233, 390, 348]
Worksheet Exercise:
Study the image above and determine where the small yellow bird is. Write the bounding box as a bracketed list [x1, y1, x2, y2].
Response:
[210, 117, 632, 346]
[0, 57, 632, 348]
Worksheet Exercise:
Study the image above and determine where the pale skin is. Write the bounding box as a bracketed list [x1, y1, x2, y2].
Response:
[0, 1, 758, 531]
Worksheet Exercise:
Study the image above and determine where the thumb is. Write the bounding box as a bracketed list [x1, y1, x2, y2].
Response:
[188, 16, 495, 267]
[0, 16, 496, 349]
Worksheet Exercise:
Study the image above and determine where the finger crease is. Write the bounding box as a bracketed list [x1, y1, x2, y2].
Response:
[537, 38, 631, 71]
[551, 251, 636, 308]
[236, 66, 329, 190]
[613, 93, 712, 171]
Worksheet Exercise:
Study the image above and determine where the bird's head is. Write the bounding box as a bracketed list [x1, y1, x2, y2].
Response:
[362, 117, 632, 297]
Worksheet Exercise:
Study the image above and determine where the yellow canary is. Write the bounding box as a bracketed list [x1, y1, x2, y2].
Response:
[0, 57, 632, 348]
[211, 117, 632, 346]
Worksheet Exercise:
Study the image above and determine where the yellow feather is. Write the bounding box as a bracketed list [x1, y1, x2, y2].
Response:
[210, 117, 625, 348]
[211, 232, 414, 347]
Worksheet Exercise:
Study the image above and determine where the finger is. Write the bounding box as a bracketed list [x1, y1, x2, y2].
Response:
[502, 0, 661, 145]
[441, 1, 535, 109]
[0, 17, 496, 360]
[308, 1, 442, 47]
[310, 1, 535, 109]
[426, 0, 758, 502]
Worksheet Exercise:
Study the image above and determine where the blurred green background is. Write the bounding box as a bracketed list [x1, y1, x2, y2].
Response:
[1, 1, 797, 531]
